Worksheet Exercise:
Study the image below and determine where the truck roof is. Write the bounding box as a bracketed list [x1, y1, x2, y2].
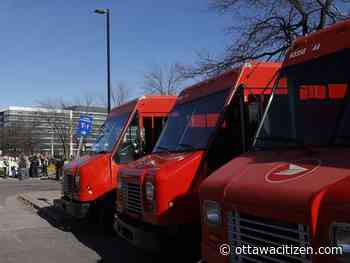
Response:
[237, 62, 281, 97]
[177, 61, 281, 105]
[284, 19, 350, 67]
[108, 95, 176, 118]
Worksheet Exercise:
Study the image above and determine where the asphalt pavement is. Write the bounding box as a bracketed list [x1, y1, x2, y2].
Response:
[0, 178, 176, 263]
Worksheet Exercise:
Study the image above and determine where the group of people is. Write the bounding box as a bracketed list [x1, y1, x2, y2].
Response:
[0, 154, 49, 180]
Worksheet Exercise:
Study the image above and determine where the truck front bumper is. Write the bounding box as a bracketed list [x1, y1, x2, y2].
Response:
[114, 215, 163, 253]
[54, 198, 90, 219]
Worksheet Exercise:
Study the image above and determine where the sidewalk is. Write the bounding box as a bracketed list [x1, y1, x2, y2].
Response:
[0, 176, 41, 182]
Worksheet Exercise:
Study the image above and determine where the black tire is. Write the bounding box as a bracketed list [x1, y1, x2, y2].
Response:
[96, 193, 116, 235]
[87, 204, 99, 224]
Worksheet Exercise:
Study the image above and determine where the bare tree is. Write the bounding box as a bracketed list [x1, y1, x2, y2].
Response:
[111, 82, 130, 106]
[39, 99, 74, 159]
[0, 117, 40, 156]
[98, 82, 130, 108]
[143, 63, 185, 95]
[181, 0, 350, 77]
[38, 94, 107, 158]
[73, 91, 96, 112]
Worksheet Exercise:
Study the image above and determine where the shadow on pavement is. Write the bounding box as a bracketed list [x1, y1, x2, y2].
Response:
[36, 206, 196, 263]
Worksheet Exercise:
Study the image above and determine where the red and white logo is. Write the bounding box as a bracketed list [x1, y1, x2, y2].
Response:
[265, 159, 321, 183]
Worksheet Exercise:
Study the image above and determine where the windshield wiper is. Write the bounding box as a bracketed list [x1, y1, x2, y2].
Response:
[334, 136, 350, 140]
[178, 143, 197, 151]
[155, 146, 172, 153]
[255, 136, 303, 144]
[255, 136, 307, 148]
[94, 150, 109, 154]
[255, 136, 315, 152]
[333, 136, 350, 147]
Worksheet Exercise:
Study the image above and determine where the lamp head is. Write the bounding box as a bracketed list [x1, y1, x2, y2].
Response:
[94, 9, 108, 14]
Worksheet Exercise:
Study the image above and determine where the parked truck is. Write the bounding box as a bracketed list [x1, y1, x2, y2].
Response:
[114, 62, 281, 253]
[199, 19, 350, 263]
[54, 96, 176, 228]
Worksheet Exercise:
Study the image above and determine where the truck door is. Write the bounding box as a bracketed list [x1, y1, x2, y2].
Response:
[206, 86, 268, 172]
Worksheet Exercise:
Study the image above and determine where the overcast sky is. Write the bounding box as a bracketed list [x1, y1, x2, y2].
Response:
[0, 0, 232, 107]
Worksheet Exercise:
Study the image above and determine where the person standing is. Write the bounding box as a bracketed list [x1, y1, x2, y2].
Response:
[32, 155, 39, 178]
[29, 155, 33, 177]
[18, 154, 27, 180]
[0, 158, 4, 178]
[25, 155, 30, 178]
[3, 157, 9, 178]
[55, 156, 64, 181]
[37, 155, 42, 177]
[11, 157, 17, 178]
[41, 155, 48, 177]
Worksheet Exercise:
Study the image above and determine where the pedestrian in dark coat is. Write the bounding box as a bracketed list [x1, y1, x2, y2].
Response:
[55, 156, 64, 181]
[18, 154, 27, 180]
[31, 155, 39, 178]
[41, 156, 48, 177]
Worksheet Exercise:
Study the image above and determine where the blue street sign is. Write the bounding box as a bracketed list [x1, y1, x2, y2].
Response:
[76, 114, 93, 137]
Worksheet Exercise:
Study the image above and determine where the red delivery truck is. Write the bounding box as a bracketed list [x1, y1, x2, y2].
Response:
[199, 19, 350, 263]
[114, 62, 281, 252]
[54, 96, 176, 228]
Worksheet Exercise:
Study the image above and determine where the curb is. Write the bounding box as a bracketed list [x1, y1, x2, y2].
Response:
[17, 194, 42, 211]
[17, 194, 64, 225]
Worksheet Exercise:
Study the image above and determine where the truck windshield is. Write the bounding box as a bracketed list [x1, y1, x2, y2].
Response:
[153, 89, 229, 153]
[91, 112, 130, 153]
[255, 49, 350, 149]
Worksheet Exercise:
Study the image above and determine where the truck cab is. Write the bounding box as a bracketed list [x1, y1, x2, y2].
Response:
[199, 20, 350, 263]
[54, 96, 176, 227]
[114, 62, 281, 252]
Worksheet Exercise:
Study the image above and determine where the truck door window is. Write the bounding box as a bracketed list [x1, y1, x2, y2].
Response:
[142, 117, 153, 154]
[142, 116, 167, 154]
[207, 90, 272, 171]
[153, 117, 167, 144]
[115, 114, 140, 163]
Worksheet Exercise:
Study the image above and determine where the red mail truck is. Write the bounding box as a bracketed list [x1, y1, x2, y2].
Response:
[54, 96, 176, 229]
[114, 62, 281, 252]
[199, 19, 350, 263]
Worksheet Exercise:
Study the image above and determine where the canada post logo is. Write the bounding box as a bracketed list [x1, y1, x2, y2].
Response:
[265, 159, 321, 183]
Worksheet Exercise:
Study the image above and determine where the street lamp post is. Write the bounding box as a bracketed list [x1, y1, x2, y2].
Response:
[94, 8, 111, 114]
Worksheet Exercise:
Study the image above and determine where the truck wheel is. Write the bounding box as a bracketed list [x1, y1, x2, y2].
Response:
[97, 199, 115, 235]
[87, 204, 98, 224]
[175, 224, 201, 261]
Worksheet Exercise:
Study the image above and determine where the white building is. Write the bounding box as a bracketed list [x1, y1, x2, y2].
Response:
[0, 106, 107, 157]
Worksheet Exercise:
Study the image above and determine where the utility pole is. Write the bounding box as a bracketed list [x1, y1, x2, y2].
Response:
[94, 8, 112, 113]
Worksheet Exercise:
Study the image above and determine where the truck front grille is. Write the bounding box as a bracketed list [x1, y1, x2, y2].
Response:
[122, 182, 143, 215]
[228, 211, 312, 263]
[62, 175, 74, 199]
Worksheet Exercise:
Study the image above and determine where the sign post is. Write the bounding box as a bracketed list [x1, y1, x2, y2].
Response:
[76, 114, 93, 158]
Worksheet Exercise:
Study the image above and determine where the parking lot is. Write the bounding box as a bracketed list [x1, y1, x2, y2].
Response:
[0, 179, 180, 263]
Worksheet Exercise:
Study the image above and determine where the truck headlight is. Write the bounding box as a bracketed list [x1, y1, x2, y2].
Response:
[204, 201, 221, 226]
[331, 223, 350, 254]
[145, 181, 154, 201]
[74, 173, 80, 191]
